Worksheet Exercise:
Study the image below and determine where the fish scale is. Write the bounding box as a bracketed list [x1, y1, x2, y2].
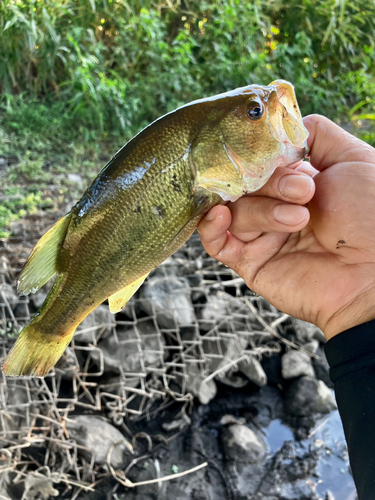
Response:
[2, 80, 308, 377]
[32, 148, 212, 336]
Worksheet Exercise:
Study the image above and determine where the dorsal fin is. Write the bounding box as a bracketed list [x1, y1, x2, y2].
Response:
[108, 273, 149, 314]
[17, 213, 71, 296]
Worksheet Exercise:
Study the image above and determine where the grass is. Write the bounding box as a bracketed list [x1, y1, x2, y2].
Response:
[1, 95, 374, 239]
[0, 0, 374, 237]
[0, 95, 127, 237]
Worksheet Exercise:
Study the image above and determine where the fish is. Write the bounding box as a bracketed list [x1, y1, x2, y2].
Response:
[2, 79, 308, 377]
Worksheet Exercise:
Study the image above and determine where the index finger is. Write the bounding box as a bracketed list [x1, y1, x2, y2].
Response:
[303, 114, 375, 171]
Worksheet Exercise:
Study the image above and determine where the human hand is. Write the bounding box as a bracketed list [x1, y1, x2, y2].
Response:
[198, 115, 375, 340]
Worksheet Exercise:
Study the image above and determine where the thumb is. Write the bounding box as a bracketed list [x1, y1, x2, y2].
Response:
[303, 114, 375, 172]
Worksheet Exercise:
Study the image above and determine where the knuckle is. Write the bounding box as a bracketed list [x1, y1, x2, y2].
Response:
[240, 198, 275, 230]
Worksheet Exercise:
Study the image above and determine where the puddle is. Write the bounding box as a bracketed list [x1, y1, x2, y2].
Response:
[265, 418, 294, 452]
[265, 411, 357, 499]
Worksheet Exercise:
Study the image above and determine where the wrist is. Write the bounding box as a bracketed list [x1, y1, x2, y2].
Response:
[323, 286, 375, 340]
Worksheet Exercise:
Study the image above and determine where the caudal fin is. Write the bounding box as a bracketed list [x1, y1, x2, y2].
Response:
[2, 324, 74, 378]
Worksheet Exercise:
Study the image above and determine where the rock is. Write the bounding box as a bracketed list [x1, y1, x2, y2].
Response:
[75, 305, 115, 344]
[218, 373, 249, 388]
[313, 347, 334, 388]
[238, 357, 267, 387]
[1, 379, 32, 442]
[224, 461, 268, 499]
[304, 339, 320, 354]
[261, 355, 284, 386]
[209, 336, 248, 376]
[141, 276, 196, 328]
[222, 424, 266, 463]
[150, 257, 180, 277]
[23, 472, 59, 500]
[199, 291, 247, 331]
[0, 284, 18, 310]
[276, 480, 320, 500]
[186, 273, 203, 288]
[220, 414, 246, 426]
[257, 441, 320, 499]
[281, 350, 315, 379]
[67, 173, 83, 185]
[250, 386, 285, 427]
[55, 347, 79, 379]
[285, 377, 337, 417]
[313, 328, 327, 344]
[9, 221, 23, 237]
[191, 288, 206, 303]
[66, 415, 133, 467]
[186, 368, 217, 405]
[91, 320, 163, 374]
[325, 492, 335, 500]
[31, 291, 48, 310]
[0, 414, 19, 447]
[5, 379, 29, 407]
[0, 488, 11, 500]
[291, 318, 325, 343]
[14, 300, 29, 319]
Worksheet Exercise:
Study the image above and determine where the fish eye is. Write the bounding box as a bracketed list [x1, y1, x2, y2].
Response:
[247, 101, 264, 121]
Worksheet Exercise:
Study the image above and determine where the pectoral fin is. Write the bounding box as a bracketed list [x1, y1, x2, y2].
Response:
[163, 192, 220, 255]
[17, 213, 72, 296]
[108, 273, 149, 313]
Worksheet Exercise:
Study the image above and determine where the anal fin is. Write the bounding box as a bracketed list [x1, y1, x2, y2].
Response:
[108, 273, 149, 314]
[18, 212, 72, 296]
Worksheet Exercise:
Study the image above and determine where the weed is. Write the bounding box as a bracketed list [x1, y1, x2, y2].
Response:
[0, 0, 374, 236]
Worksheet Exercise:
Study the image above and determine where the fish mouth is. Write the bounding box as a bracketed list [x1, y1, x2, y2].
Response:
[268, 80, 309, 150]
[287, 144, 309, 165]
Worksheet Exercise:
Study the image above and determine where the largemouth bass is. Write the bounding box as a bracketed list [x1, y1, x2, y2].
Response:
[3, 80, 308, 377]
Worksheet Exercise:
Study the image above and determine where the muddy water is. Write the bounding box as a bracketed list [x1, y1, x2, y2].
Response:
[266, 411, 356, 499]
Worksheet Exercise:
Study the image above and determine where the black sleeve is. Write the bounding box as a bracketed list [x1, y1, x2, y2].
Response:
[325, 320, 375, 500]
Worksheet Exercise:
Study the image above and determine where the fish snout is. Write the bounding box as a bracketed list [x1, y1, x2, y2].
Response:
[267, 80, 309, 150]
[283, 143, 309, 167]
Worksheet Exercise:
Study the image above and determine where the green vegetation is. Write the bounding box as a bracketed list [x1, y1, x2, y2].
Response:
[1, 0, 375, 236]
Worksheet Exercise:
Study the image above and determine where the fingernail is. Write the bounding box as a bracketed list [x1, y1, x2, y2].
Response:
[273, 204, 308, 225]
[205, 206, 219, 222]
[279, 174, 313, 199]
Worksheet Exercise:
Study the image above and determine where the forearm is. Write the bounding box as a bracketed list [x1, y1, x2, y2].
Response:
[325, 320, 375, 499]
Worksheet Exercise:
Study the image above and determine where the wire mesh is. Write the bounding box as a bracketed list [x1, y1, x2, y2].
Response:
[0, 214, 296, 497]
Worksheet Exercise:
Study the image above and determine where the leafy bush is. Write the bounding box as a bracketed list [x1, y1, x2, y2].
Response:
[0, 0, 374, 235]
[1, 0, 374, 141]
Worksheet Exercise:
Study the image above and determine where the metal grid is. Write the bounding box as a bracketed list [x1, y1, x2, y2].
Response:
[0, 216, 295, 497]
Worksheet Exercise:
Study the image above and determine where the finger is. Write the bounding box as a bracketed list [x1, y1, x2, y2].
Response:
[303, 114, 375, 171]
[250, 166, 315, 204]
[208, 231, 290, 285]
[294, 161, 319, 178]
[214, 231, 247, 271]
[227, 197, 310, 241]
[197, 205, 232, 257]
[273, 159, 315, 175]
[198, 207, 247, 267]
[199, 209, 293, 279]
[236, 231, 290, 286]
